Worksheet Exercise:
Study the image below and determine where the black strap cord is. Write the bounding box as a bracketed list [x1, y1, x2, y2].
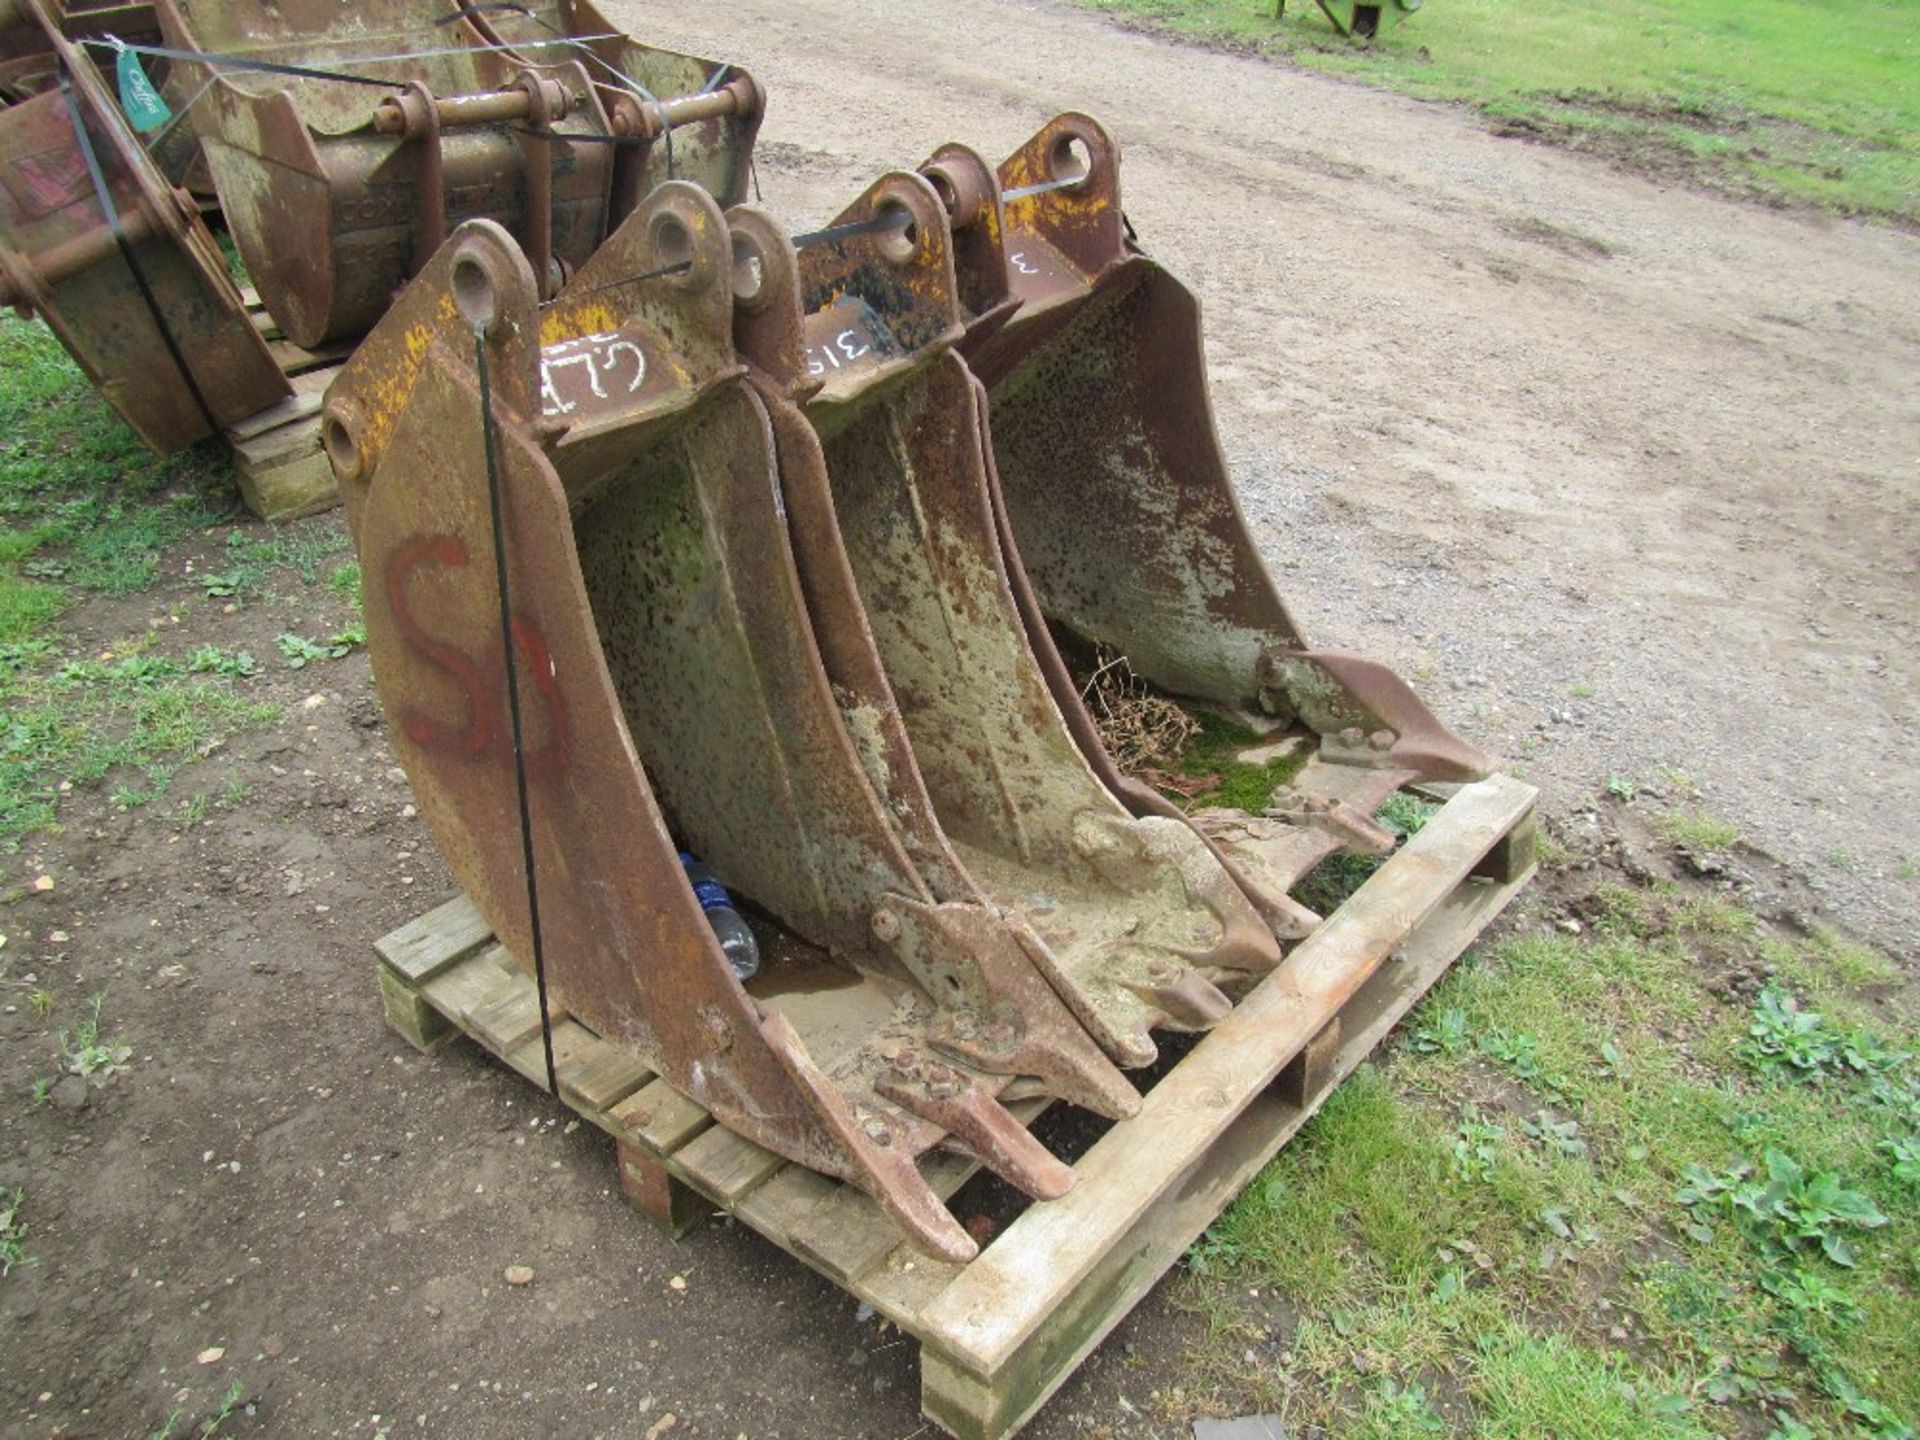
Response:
[790, 208, 915, 250]
[472, 321, 559, 1097]
[87, 38, 400, 88]
[545, 255, 691, 306]
[999, 174, 1085, 203]
[56, 60, 219, 436]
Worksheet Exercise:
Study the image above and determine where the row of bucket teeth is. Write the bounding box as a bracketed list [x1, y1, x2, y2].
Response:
[1, 0, 1488, 1260]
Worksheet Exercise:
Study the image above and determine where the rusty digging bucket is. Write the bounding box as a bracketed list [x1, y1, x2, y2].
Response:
[0, 1, 161, 103]
[318, 187, 1191, 1263]
[909, 113, 1492, 940]
[756, 171, 1284, 1066]
[153, 0, 759, 347]
[0, 20, 287, 450]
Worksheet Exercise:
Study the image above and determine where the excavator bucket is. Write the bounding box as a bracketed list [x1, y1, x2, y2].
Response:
[747, 171, 1282, 1067]
[153, 0, 759, 346]
[0, 19, 287, 450]
[1, 2, 161, 103]
[1, 1, 211, 189]
[916, 115, 1492, 938]
[321, 185, 1146, 1263]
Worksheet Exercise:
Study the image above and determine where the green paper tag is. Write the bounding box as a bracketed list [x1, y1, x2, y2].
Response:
[115, 47, 172, 133]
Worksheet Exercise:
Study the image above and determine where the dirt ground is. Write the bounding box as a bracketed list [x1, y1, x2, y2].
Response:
[2, 1, 1915, 1437]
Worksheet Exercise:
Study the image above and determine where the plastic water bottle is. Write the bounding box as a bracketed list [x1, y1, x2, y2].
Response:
[679, 852, 761, 981]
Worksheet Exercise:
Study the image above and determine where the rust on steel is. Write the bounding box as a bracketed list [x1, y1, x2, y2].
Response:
[153, 0, 759, 347]
[325, 189, 1147, 1263]
[942, 114, 1488, 783]
[0, 1, 162, 102]
[732, 171, 1283, 1068]
[0, 21, 287, 451]
[912, 115, 1491, 939]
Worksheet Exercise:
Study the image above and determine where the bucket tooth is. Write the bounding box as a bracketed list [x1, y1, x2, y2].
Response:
[737, 171, 1277, 1069]
[0, 24, 288, 451]
[324, 191, 1125, 1259]
[1118, 968, 1234, 1032]
[878, 1059, 1074, 1201]
[1262, 791, 1397, 856]
[884, 896, 1141, 1122]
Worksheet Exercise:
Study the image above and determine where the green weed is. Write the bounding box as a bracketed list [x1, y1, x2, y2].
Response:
[0, 1186, 29, 1277]
[1882, 1138, 1920, 1190]
[1739, 986, 1908, 1081]
[152, 1377, 247, 1440]
[1409, 1004, 1473, 1059]
[1676, 1150, 1887, 1268]
[55, 994, 132, 1084]
[1450, 1106, 1508, 1183]
[1356, 1376, 1447, 1436]
[277, 624, 363, 669]
[187, 646, 258, 679]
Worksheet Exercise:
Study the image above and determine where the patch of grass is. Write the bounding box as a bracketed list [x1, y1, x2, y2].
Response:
[1171, 710, 1311, 811]
[1471, 1325, 1713, 1439]
[0, 1186, 29, 1278]
[202, 523, 353, 602]
[0, 574, 66, 644]
[227, 523, 351, 588]
[0, 322, 233, 600]
[1180, 891, 1919, 1436]
[1072, 0, 1919, 223]
[327, 560, 363, 611]
[0, 635, 279, 847]
[1660, 809, 1743, 852]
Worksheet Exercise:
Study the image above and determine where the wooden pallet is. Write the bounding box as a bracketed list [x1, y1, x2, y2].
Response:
[221, 291, 353, 523]
[373, 773, 1538, 1440]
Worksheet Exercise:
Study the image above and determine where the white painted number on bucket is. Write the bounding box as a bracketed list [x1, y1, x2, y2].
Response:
[806, 328, 873, 377]
[539, 332, 647, 416]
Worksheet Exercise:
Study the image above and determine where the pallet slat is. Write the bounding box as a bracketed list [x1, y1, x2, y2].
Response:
[674, 1126, 785, 1201]
[610, 1079, 713, 1155]
[375, 894, 492, 982]
[557, 1041, 654, 1116]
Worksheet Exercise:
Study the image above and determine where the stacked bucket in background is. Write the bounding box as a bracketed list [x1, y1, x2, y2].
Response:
[0, 0, 1487, 1260]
